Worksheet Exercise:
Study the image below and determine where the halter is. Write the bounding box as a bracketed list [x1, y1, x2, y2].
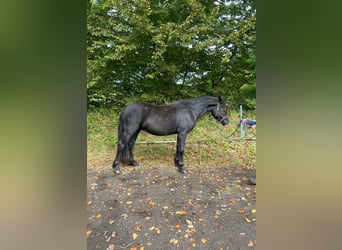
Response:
[215, 102, 228, 122]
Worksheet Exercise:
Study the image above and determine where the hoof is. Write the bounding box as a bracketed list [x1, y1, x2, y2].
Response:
[178, 167, 187, 174]
[113, 168, 121, 175]
[129, 161, 139, 167]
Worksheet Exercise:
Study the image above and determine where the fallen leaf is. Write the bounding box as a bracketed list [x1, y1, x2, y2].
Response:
[96, 214, 102, 218]
[239, 209, 245, 214]
[86, 230, 92, 238]
[247, 241, 254, 247]
[108, 219, 115, 224]
[132, 233, 138, 240]
[245, 217, 251, 223]
[176, 210, 187, 215]
[107, 244, 115, 250]
[189, 238, 195, 243]
[251, 209, 256, 214]
[230, 199, 237, 205]
[186, 219, 193, 227]
[126, 201, 133, 205]
[140, 247, 144, 250]
[87, 200, 92, 205]
[134, 224, 143, 231]
[163, 206, 169, 210]
[170, 238, 178, 244]
[201, 238, 207, 244]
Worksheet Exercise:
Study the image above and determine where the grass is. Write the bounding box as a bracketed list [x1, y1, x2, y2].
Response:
[87, 108, 256, 171]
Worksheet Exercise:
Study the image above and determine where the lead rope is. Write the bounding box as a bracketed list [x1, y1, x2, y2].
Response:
[219, 119, 242, 140]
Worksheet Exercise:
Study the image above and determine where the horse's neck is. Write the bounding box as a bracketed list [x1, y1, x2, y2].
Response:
[191, 97, 217, 118]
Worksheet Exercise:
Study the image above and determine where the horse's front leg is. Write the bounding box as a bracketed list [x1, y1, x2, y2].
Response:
[174, 132, 187, 174]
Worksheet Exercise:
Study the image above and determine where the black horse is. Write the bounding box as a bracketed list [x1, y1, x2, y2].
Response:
[112, 96, 229, 174]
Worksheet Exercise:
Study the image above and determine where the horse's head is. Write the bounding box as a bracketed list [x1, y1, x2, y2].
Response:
[212, 96, 229, 126]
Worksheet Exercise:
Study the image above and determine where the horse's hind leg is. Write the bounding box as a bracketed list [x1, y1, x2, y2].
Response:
[112, 141, 124, 174]
[112, 133, 130, 174]
[128, 131, 139, 166]
[174, 132, 187, 174]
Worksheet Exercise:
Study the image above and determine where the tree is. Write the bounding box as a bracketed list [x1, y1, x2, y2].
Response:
[87, 0, 256, 110]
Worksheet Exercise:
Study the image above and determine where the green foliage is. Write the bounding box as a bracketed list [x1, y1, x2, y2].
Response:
[87, 0, 256, 109]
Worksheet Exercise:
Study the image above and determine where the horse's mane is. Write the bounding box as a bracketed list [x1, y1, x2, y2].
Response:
[173, 96, 218, 106]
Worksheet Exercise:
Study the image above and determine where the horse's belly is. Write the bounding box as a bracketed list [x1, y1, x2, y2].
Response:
[141, 122, 175, 136]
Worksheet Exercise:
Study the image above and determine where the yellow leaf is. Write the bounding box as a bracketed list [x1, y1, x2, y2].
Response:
[170, 238, 178, 244]
[163, 206, 169, 210]
[132, 232, 138, 240]
[251, 209, 256, 214]
[86, 230, 92, 238]
[149, 226, 155, 231]
[87, 200, 92, 205]
[245, 217, 251, 223]
[140, 247, 144, 250]
[108, 219, 115, 224]
[96, 214, 102, 218]
[127, 201, 133, 205]
[201, 238, 207, 244]
[176, 210, 187, 215]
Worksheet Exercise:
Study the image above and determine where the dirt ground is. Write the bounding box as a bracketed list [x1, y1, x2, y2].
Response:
[87, 160, 256, 250]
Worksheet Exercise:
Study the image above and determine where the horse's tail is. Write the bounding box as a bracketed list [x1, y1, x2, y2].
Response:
[118, 111, 129, 165]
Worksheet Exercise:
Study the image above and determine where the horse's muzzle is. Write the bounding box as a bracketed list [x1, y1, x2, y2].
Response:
[221, 119, 229, 126]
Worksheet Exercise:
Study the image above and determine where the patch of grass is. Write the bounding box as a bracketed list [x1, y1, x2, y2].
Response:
[87, 109, 256, 170]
